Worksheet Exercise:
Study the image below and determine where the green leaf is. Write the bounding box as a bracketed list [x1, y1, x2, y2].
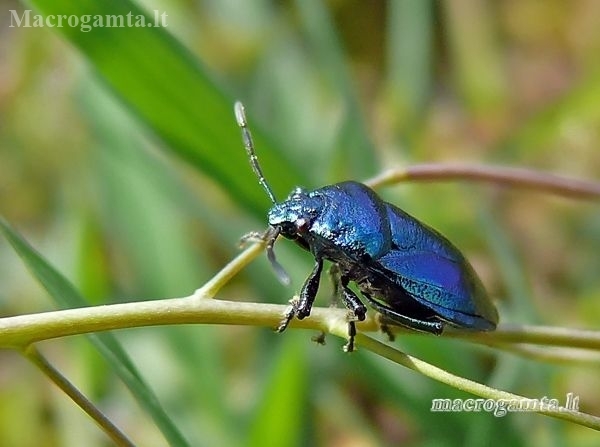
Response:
[502, 67, 600, 159]
[247, 334, 308, 447]
[26, 0, 307, 218]
[442, 0, 508, 116]
[0, 217, 190, 447]
[385, 0, 433, 134]
[295, 0, 377, 178]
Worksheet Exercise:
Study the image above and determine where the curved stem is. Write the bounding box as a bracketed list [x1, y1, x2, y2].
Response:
[3, 299, 600, 432]
[3, 163, 600, 435]
[366, 163, 600, 200]
[196, 238, 267, 298]
[0, 296, 373, 348]
[3, 299, 600, 352]
[350, 332, 600, 431]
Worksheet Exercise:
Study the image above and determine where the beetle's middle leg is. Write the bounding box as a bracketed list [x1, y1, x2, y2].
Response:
[332, 273, 367, 352]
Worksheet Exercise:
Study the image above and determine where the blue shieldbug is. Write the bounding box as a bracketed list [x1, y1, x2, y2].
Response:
[234, 102, 498, 351]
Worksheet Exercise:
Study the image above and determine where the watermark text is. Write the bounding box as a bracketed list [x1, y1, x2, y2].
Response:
[431, 393, 580, 417]
[9, 10, 168, 33]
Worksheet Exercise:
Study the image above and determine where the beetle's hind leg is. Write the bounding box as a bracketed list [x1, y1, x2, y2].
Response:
[362, 295, 444, 335]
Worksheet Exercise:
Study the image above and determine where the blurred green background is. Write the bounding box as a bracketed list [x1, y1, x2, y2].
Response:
[2, 0, 600, 446]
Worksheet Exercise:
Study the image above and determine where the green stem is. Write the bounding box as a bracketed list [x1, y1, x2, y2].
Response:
[445, 324, 600, 350]
[350, 332, 600, 431]
[483, 343, 600, 365]
[195, 238, 267, 298]
[0, 296, 369, 348]
[3, 300, 600, 352]
[24, 346, 136, 447]
[3, 163, 600, 435]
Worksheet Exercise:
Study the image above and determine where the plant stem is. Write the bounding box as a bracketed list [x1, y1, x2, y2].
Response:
[0, 297, 374, 348]
[195, 238, 267, 298]
[4, 163, 600, 434]
[3, 298, 600, 352]
[445, 324, 600, 350]
[366, 163, 600, 200]
[482, 343, 600, 365]
[351, 332, 600, 430]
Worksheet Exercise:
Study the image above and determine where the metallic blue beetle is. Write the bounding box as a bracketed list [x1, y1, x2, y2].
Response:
[235, 102, 498, 351]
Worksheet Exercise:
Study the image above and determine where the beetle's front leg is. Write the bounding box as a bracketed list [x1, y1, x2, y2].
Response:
[276, 257, 323, 333]
[276, 298, 299, 333]
[306, 263, 342, 345]
[297, 257, 323, 319]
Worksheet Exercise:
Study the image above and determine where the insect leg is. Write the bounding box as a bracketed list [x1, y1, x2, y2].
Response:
[276, 256, 323, 332]
[313, 264, 349, 346]
[276, 297, 299, 333]
[343, 317, 357, 353]
[296, 257, 323, 319]
[302, 264, 343, 346]
[362, 294, 444, 335]
[339, 275, 367, 321]
[334, 275, 367, 352]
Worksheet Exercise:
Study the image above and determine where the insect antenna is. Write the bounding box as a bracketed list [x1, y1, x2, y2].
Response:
[234, 101, 277, 204]
[234, 101, 290, 286]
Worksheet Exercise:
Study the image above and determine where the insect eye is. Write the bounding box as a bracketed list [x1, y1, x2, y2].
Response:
[295, 218, 309, 232]
[279, 222, 297, 237]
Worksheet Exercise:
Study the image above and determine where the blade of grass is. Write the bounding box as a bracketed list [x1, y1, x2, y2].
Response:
[477, 201, 539, 323]
[0, 217, 190, 447]
[385, 0, 433, 134]
[442, 0, 508, 118]
[295, 0, 377, 178]
[84, 79, 234, 445]
[25, 0, 307, 218]
[502, 67, 600, 159]
[247, 334, 308, 447]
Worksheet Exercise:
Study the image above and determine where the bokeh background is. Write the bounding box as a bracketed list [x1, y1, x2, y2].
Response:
[2, 1, 600, 446]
